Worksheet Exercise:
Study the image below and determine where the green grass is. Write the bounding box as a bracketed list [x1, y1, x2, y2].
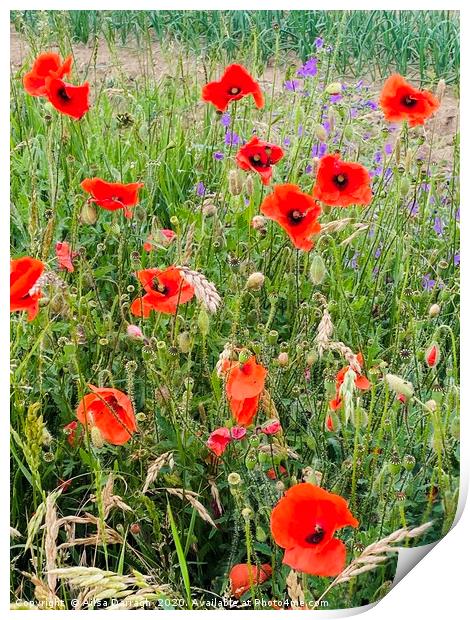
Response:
[11, 10, 460, 85]
[10, 10, 459, 611]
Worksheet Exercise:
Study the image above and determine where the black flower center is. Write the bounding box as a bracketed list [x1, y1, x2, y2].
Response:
[305, 524, 325, 545]
[333, 173, 348, 188]
[249, 153, 270, 169]
[287, 209, 305, 225]
[229, 86, 241, 95]
[401, 95, 417, 108]
[57, 87, 71, 102]
[152, 279, 168, 295]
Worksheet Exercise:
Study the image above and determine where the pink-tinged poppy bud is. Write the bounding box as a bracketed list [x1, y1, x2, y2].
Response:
[425, 343, 440, 368]
[397, 394, 407, 404]
[230, 426, 247, 440]
[326, 414, 335, 431]
[127, 324, 144, 340]
[261, 419, 282, 435]
[207, 427, 231, 456]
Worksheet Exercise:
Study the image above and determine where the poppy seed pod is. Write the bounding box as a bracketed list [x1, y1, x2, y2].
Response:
[247, 272, 265, 291]
[425, 343, 440, 368]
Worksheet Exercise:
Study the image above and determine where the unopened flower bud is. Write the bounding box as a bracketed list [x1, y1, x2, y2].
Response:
[177, 331, 191, 353]
[428, 303, 441, 318]
[202, 203, 217, 217]
[197, 308, 210, 336]
[252, 215, 267, 230]
[325, 81, 342, 95]
[309, 254, 327, 285]
[228, 170, 243, 196]
[425, 399, 438, 412]
[277, 352, 289, 367]
[130, 523, 141, 535]
[127, 324, 144, 340]
[385, 374, 414, 400]
[315, 124, 328, 142]
[245, 175, 254, 196]
[90, 426, 104, 449]
[80, 203, 97, 225]
[425, 343, 440, 368]
[246, 272, 265, 291]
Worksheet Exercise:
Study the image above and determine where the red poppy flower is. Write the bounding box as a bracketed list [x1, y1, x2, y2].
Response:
[55, 241, 77, 272]
[143, 229, 176, 252]
[130, 266, 195, 317]
[313, 154, 372, 207]
[220, 356, 266, 426]
[261, 419, 282, 435]
[260, 184, 322, 251]
[229, 563, 272, 599]
[329, 352, 370, 411]
[236, 136, 284, 185]
[379, 74, 440, 127]
[23, 52, 72, 97]
[207, 427, 232, 457]
[81, 177, 144, 219]
[45, 77, 90, 120]
[266, 465, 288, 480]
[76, 384, 137, 446]
[202, 64, 264, 112]
[270, 483, 358, 576]
[229, 394, 261, 427]
[10, 256, 45, 321]
[64, 420, 83, 447]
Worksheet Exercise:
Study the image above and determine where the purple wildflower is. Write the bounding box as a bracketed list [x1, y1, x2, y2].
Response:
[224, 131, 240, 146]
[297, 125, 304, 137]
[311, 143, 327, 158]
[283, 137, 291, 147]
[195, 181, 205, 197]
[330, 94, 342, 103]
[365, 100, 378, 111]
[433, 216, 443, 236]
[385, 143, 393, 155]
[455, 206, 460, 222]
[347, 251, 359, 270]
[213, 151, 224, 161]
[305, 164, 313, 174]
[315, 37, 324, 49]
[297, 57, 318, 78]
[374, 151, 382, 164]
[422, 274, 436, 291]
[454, 252, 460, 266]
[220, 112, 231, 128]
[284, 80, 300, 92]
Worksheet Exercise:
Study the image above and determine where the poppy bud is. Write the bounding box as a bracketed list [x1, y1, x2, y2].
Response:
[344, 125, 353, 140]
[197, 308, 210, 336]
[400, 177, 410, 196]
[315, 124, 328, 142]
[309, 253, 327, 285]
[425, 343, 440, 368]
[450, 416, 459, 439]
[277, 352, 289, 367]
[127, 324, 144, 341]
[425, 399, 438, 412]
[385, 374, 414, 400]
[177, 331, 191, 353]
[228, 170, 243, 196]
[130, 523, 141, 535]
[202, 203, 217, 217]
[245, 175, 254, 196]
[80, 203, 97, 225]
[325, 81, 342, 95]
[428, 303, 441, 318]
[90, 426, 104, 449]
[246, 272, 265, 291]
[252, 215, 267, 230]
[256, 525, 267, 542]
[306, 349, 318, 366]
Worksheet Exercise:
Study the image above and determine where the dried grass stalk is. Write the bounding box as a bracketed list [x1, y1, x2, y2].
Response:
[315, 307, 334, 357]
[165, 487, 217, 528]
[142, 451, 174, 494]
[286, 570, 305, 608]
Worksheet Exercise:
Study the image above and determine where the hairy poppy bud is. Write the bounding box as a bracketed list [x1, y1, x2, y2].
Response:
[228, 170, 243, 196]
[90, 426, 104, 449]
[197, 308, 210, 336]
[315, 124, 328, 142]
[246, 272, 265, 291]
[428, 303, 441, 318]
[177, 331, 191, 353]
[400, 177, 410, 196]
[277, 352, 289, 367]
[202, 203, 217, 217]
[309, 254, 327, 285]
[252, 215, 267, 230]
[244, 175, 254, 196]
[80, 203, 97, 225]
[127, 324, 144, 340]
[130, 523, 141, 535]
[425, 399, 438, 412]
[385, 374, 414, 400]
[325, 81, 342, 95]
[425, 343, 440, 368]
[256, 525, 267, 542]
